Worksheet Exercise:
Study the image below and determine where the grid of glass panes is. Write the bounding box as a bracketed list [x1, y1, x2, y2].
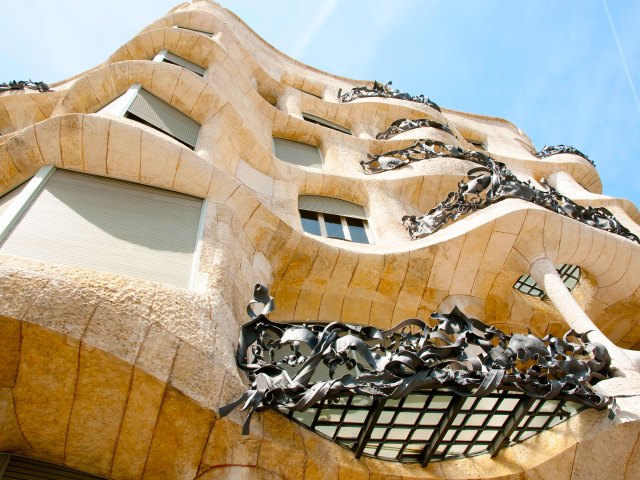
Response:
[363, 393, 453, 462]
[279, 390, 581, 464]
[299, 209, 372, 244]
[280, 396, 372, 450]
[430, 393, 518, 460]
[513, 264, 580, 298]
[509, 399, 583, 443]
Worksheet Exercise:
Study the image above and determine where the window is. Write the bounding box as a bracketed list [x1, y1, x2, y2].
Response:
[273, 137, 323, 169]
[173, 25, 214, 37]
[0, 167, 206, 289]
[298, 195, 372, 244]
[153, 49, 206, 77]
[100, 85, 201, 149]
[513, 264, 580, 298]
[280, 391, 582, 463]
[0, 453, 105, 479]
[302, 113, 351, 135]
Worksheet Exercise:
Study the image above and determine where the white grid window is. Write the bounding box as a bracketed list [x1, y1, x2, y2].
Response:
[298, 195, 372, 244]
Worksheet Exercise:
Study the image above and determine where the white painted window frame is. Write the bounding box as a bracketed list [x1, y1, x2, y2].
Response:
[97, 83, 142, 116]
[152, 49, 207, 77]
[308, 211, 373, 244]
[0, 165, 55, 243]
[0, 165, 208, 291]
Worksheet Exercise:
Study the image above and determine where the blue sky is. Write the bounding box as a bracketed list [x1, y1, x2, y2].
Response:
[2, 0, 638, 206]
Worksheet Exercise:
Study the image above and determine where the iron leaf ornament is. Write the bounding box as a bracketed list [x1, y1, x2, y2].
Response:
[376, 118, 454, 141]
[537, 145, 595, 167]
[363, 139, 489, 174]
[338, 81, 441, 112]
[401, 155, 640, 244]
[220, 285, 613, 435]
[0, 80, 51, 93]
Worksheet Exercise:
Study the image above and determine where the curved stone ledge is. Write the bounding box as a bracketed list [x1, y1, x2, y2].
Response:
[53, 61, 221, 126]
[0, 113, 214, 198]
[107, 26, 228, 68]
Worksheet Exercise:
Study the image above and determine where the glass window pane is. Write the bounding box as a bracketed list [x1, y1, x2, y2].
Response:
[395, 411, 420, 425]
[387, 429, 410, 441]
[292, 409, 316, 425]
[337, 426, 361, 439]
[300, 210, 321, 235]
[323, 213, 345, 239]
[346, 217, 369, 244]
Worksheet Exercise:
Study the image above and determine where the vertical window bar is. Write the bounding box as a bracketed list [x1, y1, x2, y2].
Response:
[340, 216, 351, 241]
[419, 394, 465, 467]
[317, 212, 328, 237]
[353, 399, 386, 459]
[489, 397, 534, 457]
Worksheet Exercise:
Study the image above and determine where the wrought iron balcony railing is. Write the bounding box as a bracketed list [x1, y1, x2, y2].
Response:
[338, 81, 441, 112]
[376, 118, 454, 141]
[537, 144, 595, 167]
[401, 154, 639, 244]
[0, 80, 51, 92]
[220, 285, 614, 467]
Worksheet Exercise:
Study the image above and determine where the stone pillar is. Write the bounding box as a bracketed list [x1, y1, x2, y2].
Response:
[529, 257, 639, 372]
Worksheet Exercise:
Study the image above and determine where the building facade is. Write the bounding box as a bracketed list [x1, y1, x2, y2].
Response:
[1, 1, 639, 478]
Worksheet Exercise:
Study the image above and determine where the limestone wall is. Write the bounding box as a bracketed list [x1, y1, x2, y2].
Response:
[0, 1, 639, 478]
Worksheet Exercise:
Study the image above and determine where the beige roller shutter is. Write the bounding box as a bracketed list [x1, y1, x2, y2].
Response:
[127, 89, 200, 148]
[163, 51, 206, 76]
[298, 195, 366, 219]
[0, 182, 27, 220]
[273, 138, 323, 168]
[0, 170, 203, 288]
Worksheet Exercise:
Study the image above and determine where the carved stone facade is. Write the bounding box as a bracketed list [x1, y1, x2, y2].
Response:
[0, 1, 639, 479]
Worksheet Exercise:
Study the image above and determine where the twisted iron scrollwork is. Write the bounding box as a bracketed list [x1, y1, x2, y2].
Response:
[362, 139, 489, 174]
[376, 118, 454, 141]
[402, 155, 639, 244]
[338, 81, 441, 112]
[537, 145, 595, 167]
[220, 285, 613, 435]
[0, 80, 51, 93]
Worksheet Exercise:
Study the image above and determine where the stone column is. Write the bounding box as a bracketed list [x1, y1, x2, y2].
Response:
[529, 257, 639, 372]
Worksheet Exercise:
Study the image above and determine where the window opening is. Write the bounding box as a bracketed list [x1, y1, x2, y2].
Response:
[153, 49, 206, 77]
[273, 137, 323, 169]
[302, 113, 351, 135]
[513, 264, 580, 298]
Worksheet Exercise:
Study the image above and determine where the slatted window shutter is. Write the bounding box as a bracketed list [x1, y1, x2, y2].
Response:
[273, 138, 323, 168]
[0, 454, 105, 479]
[298, 195, 366, 219]
[0, 170, 203, 288]
[126, 89, 200, 148]
[162, 51, 206, 76]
